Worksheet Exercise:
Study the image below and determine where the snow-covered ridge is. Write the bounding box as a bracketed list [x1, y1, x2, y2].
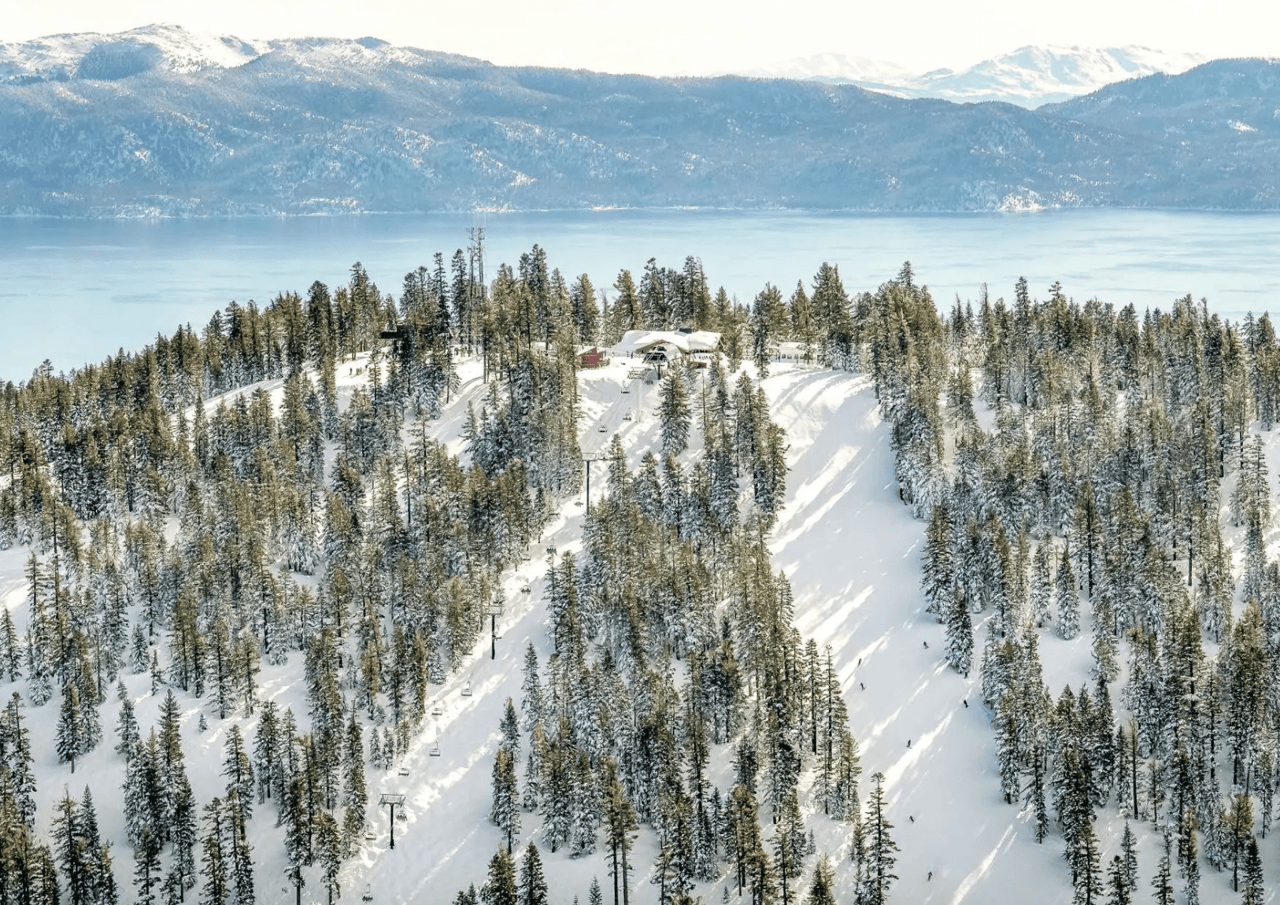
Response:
[0, 23, 265, 83]
[742, 45, 1207, 108]
[0, 26, 1274, 215]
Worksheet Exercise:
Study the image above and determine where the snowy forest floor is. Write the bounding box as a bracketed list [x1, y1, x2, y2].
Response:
[1, 350, 1277, 905]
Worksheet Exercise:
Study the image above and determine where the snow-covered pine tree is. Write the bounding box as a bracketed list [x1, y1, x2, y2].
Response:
[490, 745, 521, 853]
[1057, 548, 1080, 640]
[945, 589, 974, 674]
[1151, 830, 1174, 905]
[863, 772, 898, 905]
[921, 500, 954, 621]
[659, 368, 691, 458]
[481, 846, 517, 905]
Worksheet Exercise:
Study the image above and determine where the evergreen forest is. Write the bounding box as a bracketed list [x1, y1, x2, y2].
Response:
[0, 244, 1278, 905]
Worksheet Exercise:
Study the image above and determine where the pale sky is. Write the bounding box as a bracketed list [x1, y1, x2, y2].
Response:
[4, 0, 1275, 75]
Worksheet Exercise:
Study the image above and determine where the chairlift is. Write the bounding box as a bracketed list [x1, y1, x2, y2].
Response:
[362, 884, 375, 902]
[364, 832, 376, 842]
[429, 741, 441, 757]
[621, 386, 630, 394]
[521, 586, 531, 595]
[431, 702, 443, 718]
[598, 424, 607, 432]
[398, 767, 410, 776]
[396, 810, 408, 823]
[623, 412, 633, 421]
[461, 679, 473, 697]
[546, 544, 557, 555]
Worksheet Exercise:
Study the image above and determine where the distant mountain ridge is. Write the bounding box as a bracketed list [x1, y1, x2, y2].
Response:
[0, 25, 1277, 216]
[743, 45, 1207, 107]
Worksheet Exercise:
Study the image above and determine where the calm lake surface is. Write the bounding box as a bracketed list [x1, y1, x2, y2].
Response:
[3, 208, 1280, 383]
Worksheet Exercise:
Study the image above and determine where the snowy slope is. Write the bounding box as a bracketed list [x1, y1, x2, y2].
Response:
[746, 45, 1206, 108]
[4, 344, 1279, 904]
[0, 23, 264, 82]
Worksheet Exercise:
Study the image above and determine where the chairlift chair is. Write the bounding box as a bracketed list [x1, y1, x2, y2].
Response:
[398, 767, 410, 776]
[461, 679, 473, 697]
[429, 741, 441, 757]
[546, 544, 557, 555]
[431, 702, 443, 718]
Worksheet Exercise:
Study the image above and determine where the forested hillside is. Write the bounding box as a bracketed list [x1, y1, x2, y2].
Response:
[2, 243, 1280, 905]
[2, 26, 1280, 215]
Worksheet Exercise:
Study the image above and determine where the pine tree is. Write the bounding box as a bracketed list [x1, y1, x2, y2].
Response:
[659, 369, 692, 458]
[481, 847, 517, 905]
[1071, 819, 1103, 905]
[921, 499, 956, 620]
[2, 692, 36, 825]
[133, 825, 163, 905]
[1151, 831, 1174, 905]
[945, 589, 973, 674]
[1057, 549, 1079, 640]
[316, 810, 341, 905]
[1120, 821, 1137, 891]
[499, 697, 521, 763]
[995, 697, 1020, 804]
[602, 759, 637, 905]
[491, 745, 521, 853]
[1106, 855, 1130, 905]
[115, 696, 140, 761]
[518, 843, 549, 905]
[200, 798, 229, 905]
[253, 700, 281, 805]
[57, 683, 86, 772]
[53, 789, 91, 905]
[863, 772, 898, 905]
[1031, 542, 1054, 628]
[221, 725, 254, 830]
[229, 808, 255, 905]
[342, 710, 368, 856]
[170, 775, 198, 900]
[1241, 836, 1263, 904]
[803, 854, 836, 905]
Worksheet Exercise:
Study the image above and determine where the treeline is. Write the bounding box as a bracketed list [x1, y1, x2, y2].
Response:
[466, 383, 872, 905]
[868, 279, 1280, 902]
[0, 240, 890, 905]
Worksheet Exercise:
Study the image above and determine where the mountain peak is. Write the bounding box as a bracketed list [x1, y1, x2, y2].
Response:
[742, 44, 1207, 107]
[0, 22, 265, 83]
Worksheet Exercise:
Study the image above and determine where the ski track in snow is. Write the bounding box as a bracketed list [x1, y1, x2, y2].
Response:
[2, 354, 1277, 904]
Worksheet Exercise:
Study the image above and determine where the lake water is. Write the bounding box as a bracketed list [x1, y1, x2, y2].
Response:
[3, 208, 1280, 383]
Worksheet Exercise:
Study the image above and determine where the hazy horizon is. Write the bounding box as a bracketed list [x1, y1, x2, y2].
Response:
[6, 0, 1273, 77]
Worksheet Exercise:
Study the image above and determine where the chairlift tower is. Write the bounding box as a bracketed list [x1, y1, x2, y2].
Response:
[379, 793, 407, 850]
[485, 601, 504, 659]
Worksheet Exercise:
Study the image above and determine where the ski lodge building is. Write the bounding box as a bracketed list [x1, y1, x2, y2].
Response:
[621, 328, 722, 367]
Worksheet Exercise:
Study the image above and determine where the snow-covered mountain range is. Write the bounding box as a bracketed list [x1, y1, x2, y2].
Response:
[1, 25, 1277, 216]
[743, 45, 1207, 107]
